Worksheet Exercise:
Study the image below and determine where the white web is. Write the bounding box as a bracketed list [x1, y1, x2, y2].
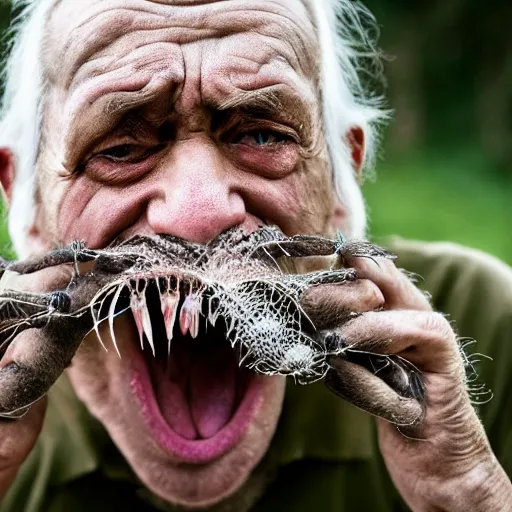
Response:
[211, 276, 328, 383]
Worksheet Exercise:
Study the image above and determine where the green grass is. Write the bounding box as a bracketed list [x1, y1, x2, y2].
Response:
[364, 151, 512, 264]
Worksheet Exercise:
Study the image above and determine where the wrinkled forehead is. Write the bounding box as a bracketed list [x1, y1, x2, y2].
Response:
[44, 0, 318, 87]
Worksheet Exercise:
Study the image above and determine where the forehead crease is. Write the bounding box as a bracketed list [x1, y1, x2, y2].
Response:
[48, 0, 316, 87]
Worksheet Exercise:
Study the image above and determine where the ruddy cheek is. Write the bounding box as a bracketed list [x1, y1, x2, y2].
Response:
[229, 144, 299, 179]
[56, 177, 144, 248]
[56, 178, 99, 242]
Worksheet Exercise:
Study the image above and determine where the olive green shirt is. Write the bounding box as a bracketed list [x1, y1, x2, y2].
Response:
[2, 238, 512, 511]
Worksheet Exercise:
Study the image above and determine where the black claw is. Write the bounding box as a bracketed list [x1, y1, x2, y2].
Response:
[408, 368, 426, 401]
[320, 331, 347, 353]
[48, 291, 71, 313]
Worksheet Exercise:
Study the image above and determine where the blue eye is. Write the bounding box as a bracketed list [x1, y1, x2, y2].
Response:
[239, 130, 288, 146]
[256, 131, 269, 145]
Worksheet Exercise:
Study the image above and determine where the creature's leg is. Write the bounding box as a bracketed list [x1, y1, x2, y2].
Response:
[0, 291, 73, 353]
[251, 235, 338, 260]
[0, 290, 71, 318]
[95, 253, 140, 273]
[297, 268, 358, 286]
[9, 241, 98, 274]
[123, 234, 204, 263]
[299, 274, 386, 331]
[9, 240, 140, 276]
[0, 314, 91, 419]
[224, 225, 286, 247]
[336, 239, 396, 264]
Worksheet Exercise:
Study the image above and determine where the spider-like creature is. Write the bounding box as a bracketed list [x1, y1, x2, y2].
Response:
[0, 226, 425, 425]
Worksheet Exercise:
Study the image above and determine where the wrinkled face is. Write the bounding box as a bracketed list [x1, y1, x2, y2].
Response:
[31, 0, 352, 507]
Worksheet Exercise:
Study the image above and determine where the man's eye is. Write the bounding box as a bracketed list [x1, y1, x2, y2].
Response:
[95, 144, 158, 162]
[100, 144, 134, 159]
[237, 130, 290, 146]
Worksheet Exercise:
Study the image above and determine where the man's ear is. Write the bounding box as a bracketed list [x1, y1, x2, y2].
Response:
[347, 126, 365, 179]
[329, 127, 366, 235]
[0, 149, 49, 254]
[0, 148, 15, 204]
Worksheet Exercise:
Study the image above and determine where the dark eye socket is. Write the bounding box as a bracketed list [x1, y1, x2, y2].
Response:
[94, 143, 164, 163]
[99, 144, 134, 159]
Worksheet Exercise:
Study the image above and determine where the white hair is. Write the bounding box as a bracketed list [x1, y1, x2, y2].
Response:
[0, 0, 387, 258]
[307, 0, 388, 236]
[0, 0, 53, 257]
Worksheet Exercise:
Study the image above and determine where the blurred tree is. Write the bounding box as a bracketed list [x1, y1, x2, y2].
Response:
[365, 0, 512, 174]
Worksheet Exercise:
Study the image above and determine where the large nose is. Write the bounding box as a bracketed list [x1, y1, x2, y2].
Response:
[145, 138, 248, 243]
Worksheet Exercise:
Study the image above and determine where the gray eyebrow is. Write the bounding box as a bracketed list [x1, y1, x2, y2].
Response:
[218, 89, 286, 112]
[217, 86, 316, 137]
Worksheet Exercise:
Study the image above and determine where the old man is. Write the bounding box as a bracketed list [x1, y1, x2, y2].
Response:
[0, 0, 510, 510]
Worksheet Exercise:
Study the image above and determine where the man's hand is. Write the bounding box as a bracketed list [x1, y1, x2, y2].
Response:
[303, 254, 512, 511]
[0, 392, 46, 497]
[0, 265, 72, 499]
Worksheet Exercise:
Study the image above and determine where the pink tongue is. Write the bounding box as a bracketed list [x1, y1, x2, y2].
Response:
[154, 339, 237, 440]
[154, 342, 197, 440]
[189, 341, 237, 439]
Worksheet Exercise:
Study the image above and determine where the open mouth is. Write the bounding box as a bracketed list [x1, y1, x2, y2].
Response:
[103, 278, 266, 464]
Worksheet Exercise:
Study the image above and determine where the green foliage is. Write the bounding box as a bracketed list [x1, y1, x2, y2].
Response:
[365, 151, 512, 264]
[0, 201, 15, 259]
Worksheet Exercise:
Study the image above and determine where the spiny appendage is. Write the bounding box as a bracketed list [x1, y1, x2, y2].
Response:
[458, 337, 493, 406]
[85, 262, 332, 383]
[334, 231, 396, 263]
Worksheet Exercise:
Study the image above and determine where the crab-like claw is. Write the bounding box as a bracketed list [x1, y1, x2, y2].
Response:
[0, 227, 424, 426]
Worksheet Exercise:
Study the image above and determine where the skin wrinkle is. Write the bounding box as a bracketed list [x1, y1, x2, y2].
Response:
[215, 89, 319, 161]
[50, 2, 313, 90]
[63, 69, 183, 171]
[248, 18, 312, 75]
[58, 34, 313, 171]
[103, 73, 176, 117]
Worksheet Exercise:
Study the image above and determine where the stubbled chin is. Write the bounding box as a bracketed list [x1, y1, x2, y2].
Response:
[66, 319, 287, 507]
